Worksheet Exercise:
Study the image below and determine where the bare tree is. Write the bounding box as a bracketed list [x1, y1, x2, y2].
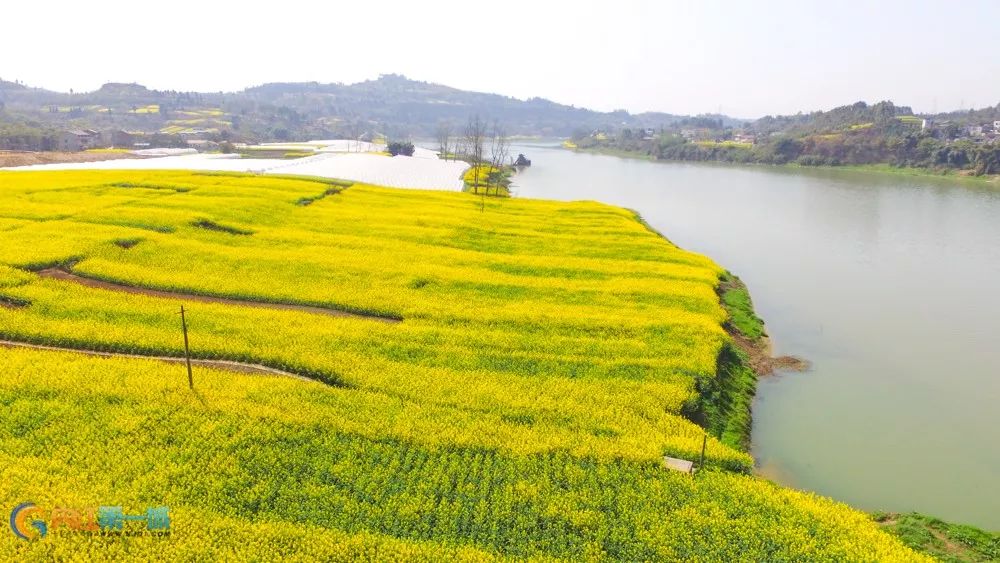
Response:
[436, 124, 452, 161]
[488, 121, 511, 195]
[464, 115, 487, 192]
[343, 119, 363, 152]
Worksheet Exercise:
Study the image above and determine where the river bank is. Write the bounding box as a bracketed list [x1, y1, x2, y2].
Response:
[630, 207, 768, 451]
[563, 144, 1000, 187]
[713, 271, 999, 561]
[700, 272, 807, 451]
[877, 512, 1000, 562]
[793, 162, 1000, 186]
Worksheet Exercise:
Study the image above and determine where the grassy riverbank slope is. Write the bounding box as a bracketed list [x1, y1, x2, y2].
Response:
[809, 163, 1000, 185]
[0, 170, 925, 559]
[879, 512, 1000, 562]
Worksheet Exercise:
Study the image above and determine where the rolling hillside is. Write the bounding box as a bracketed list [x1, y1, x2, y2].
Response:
[0, 75, 701, 140]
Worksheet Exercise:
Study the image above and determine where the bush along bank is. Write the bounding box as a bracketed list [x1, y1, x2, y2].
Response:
[625, 210, 772, 453]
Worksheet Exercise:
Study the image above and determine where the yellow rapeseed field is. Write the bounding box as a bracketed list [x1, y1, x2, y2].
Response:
[0, 170, 926, 560]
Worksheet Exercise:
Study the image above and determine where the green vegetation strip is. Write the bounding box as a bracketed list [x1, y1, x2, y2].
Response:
[877, 512, 1000, 563]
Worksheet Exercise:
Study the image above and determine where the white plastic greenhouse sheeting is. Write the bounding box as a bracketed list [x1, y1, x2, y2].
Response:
[3, 152, 470, 191]
[248, 141, 441, 160]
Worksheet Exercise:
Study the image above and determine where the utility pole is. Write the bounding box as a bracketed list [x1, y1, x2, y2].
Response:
[180, 305, 193, 388]
[699, 434, 707, 474]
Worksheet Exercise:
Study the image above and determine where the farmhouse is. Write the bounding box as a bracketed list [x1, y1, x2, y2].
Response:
[100, 129, 135, 148]
[57, 129, 101, 151]
[681, 128, 713, 141]
[185, 139, 220, 152]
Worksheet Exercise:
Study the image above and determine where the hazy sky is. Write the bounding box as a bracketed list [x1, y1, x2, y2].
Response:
[3, 0, 998, 117]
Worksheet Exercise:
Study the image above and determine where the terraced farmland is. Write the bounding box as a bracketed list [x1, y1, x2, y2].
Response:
[0, 170, 926, 560]
[159, 108, 229, 134]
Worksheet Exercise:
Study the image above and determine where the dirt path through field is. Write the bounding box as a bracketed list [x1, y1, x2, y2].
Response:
[0, 340, 322, 384]
[37, 268, 401, 323]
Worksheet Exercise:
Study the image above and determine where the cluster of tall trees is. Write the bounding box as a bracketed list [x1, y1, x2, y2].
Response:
[436, 115, 512, 195]
[386, 141, 415, 156]
[789, 132, 1000, 174]
[750, 133, 991, 174]
[0, 121, 58, 151]
[622, 130, 1000, 175]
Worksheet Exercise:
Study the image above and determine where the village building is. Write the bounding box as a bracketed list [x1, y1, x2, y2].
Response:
[185, 139, 220, 152]
[680, 128, 714, 141]
[100, 129, 135, 148]
[56, 129, 101, 151]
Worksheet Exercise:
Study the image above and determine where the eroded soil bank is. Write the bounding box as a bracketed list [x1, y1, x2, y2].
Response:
[686, 272, 807, 453]
[0, 150, 135, 168]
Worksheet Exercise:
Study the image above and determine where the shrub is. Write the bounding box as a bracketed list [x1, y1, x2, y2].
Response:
[387, 141, 415, 157]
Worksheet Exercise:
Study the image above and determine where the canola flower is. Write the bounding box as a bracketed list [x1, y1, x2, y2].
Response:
[0, 349, 927, 561]
[0, 170, 928, 560]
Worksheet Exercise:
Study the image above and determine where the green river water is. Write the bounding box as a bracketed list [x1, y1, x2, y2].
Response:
[511, 143, 1000, 530]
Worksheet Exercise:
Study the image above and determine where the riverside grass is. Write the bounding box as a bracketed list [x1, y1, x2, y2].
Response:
[0, 170, 925, 560]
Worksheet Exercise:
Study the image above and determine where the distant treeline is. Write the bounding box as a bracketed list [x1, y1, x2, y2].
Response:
[576, 101, 1000, 176]
[655, 134, 1000, 175]
[0, 121, 59, 151]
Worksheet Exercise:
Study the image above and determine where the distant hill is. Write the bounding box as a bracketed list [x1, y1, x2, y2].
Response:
[0, 74, 733, 141]
[752, 101, 916, 136]
[751, 100, 1000, 136]
[0, 79, 28, 91]
[94, 82, 154, 97]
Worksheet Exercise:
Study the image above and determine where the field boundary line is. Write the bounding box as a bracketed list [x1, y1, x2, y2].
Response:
[37, 268, 402, 323]
[0, 339, 321, 384]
